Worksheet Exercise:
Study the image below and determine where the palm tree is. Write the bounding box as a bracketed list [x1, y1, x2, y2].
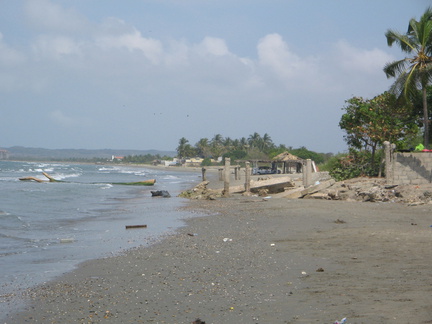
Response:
[261, 133, 274, 152]
[176, 137, 189, 159]
[383, 7, 432, 147]
[195, 138, 210, 158]
[210, 134, 224, 159]
[239, 137, 248, 151]
[248, 132, 262, 149]
[223, 137, 233, 150]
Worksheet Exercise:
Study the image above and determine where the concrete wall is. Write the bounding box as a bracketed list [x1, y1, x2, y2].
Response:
[393, 152, 432, 185]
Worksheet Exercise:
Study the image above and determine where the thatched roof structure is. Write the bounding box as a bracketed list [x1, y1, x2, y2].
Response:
[272, 151, 302, 162]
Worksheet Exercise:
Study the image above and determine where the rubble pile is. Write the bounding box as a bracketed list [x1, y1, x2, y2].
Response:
[178, 181, 222, 200]
[304, 177, 432, 205]
[179, 176, 432, 205]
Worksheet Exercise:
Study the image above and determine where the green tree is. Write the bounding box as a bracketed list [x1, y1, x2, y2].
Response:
[339, 93, 418, 168]
[176, 137, 195, 159]
[222, 150, 247, 162]
[328, 150, 381, 181]
[384, 7, 432, 147]
[210, 134, 224, 159]
[195, 138, 211, 158]
[261, 133, 274, 152]
[248, 132, 262, 149]
[290, 146, 325, 164]
[238, 137, 248, 151]
[222, 137, 234, 151]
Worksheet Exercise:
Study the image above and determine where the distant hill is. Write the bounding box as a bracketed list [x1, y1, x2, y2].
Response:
[3, 146, 176, 160]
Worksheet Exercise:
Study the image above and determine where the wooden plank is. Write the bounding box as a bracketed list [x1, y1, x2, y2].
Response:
[125, 225, 148, 229]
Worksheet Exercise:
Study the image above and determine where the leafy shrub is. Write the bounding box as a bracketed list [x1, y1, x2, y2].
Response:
[328, 150, 382, 181]
[200, 158, 212, 166]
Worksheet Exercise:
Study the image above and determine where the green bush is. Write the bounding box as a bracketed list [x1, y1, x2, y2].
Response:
[328, 150, 382, 181]
[200, 158, 212, 166]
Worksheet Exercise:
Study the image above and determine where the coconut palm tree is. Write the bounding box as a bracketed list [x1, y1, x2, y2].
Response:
[195, 138, 210, 158]
[261, 133, 274, 152]
[210, 134, 224, 159]
[239, 137, 248, 150]
[383, 7, 432, 147]
[176, 137, 189, 159]
[248, 132, 262, 149]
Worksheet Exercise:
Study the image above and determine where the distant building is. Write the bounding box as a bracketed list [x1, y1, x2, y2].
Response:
[111, 155, 124, 161]
[0, 149, 9, 160]
[184, 157, 204, 167]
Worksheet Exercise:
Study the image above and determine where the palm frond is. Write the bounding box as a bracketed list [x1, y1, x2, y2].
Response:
[387, 66, 422, 101]
[407, 7, 432, 33]
[383, 59, 410, 78]
[385, 29, 415, 53]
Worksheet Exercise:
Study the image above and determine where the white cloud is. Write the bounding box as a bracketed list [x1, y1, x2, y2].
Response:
[196, 37, 230, 56]
[335, 40, 394, 74]
[0, 32, 26, 66]
[24, 0, 89, 33]
[95, 28, 163, 65]
[32, 35, 82, 59]
[257, 33, 317, 80]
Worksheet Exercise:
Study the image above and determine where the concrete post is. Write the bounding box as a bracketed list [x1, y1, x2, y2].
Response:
[201, 167, 206, 181]
[303, 159, 313, 187]
[223, 158, 231, 197]
[245, 161, 251, 193]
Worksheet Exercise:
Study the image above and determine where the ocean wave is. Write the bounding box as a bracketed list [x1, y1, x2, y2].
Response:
[54, 172, 82, 180]
[161, 175, 180, 180]
[98, 166, 118, 172]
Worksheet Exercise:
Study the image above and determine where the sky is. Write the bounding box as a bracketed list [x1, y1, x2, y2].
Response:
[0, 0, 430, 154]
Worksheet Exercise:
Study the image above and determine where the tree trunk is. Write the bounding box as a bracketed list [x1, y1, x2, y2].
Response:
[371, 144, 376, 171]
[423, 86, 429, 148]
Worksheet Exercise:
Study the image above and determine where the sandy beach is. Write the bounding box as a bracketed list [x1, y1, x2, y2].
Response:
[4, 172, 432, 323]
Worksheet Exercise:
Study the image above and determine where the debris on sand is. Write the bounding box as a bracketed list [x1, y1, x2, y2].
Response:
[301, 177, 432, 205]
[178, 181, 222, 200]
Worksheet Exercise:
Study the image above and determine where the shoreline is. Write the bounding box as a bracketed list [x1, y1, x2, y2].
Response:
[4, 189, 432, 323]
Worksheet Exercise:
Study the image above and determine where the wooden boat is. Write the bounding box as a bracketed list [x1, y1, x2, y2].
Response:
[19, 172, 156, 186]
[112, 179, 156, 186]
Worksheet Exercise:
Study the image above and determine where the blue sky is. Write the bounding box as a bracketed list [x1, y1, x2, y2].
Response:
[0, 0, 430, 153]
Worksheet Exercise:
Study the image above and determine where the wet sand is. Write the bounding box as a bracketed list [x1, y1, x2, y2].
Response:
[4, 178, 432, 323]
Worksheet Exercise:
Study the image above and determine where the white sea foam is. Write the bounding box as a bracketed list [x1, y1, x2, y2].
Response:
[55, 172, 82, 180]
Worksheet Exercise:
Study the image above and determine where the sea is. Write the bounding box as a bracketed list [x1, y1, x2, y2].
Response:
[0, 160, 204, 318]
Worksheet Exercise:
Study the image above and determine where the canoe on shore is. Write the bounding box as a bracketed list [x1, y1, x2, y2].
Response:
[19, 173, 156, 186]
[111, 179, 156, 186]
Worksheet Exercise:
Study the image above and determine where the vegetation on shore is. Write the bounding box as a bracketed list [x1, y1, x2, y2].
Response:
[331, 7, 432, 180]
[175, 132, 333, 167]
[173, 7, 432, 181]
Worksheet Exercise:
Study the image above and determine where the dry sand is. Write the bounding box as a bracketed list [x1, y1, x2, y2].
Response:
[4, 177, 432, 323]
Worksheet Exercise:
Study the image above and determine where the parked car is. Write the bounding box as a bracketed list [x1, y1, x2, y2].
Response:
[252, 166, 281, 175]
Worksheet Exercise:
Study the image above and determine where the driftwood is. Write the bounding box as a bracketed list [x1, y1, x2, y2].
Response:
[18, 176, 46, 183]
[125, 224, 147, 229]
[19, 172, 156, 186]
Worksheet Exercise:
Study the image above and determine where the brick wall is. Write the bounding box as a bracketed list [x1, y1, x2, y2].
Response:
[393, 152, 432, 185]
